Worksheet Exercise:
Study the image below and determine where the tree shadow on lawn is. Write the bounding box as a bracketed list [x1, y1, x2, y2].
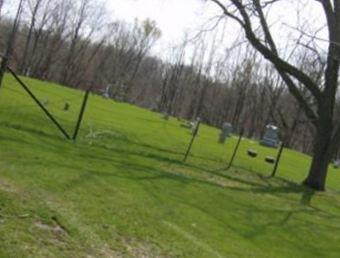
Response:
[7, 122, 294, 196]
[10, 125, 220, 182]
[4, 122, 340, 223]
[300, 188, 315, 206]
[48, 158, 340, 253]
[6, 130, 325, 206]
[80, 141, 277, 195]
[0, 122, 64, 141]
[203, 164, 325, 207]
[14, 142, 340, 254]
[81, 139, 219, 175]
[84, 125, 225, 164]
[0, 128, 325, 201]
[1, 117, 231, 171]
[40, 147, 340, 221]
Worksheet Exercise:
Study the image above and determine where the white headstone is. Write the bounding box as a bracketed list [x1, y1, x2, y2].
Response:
[219, 122, 233, 143]
[260, 124, 280, 148]
[103, 84, 111, 99]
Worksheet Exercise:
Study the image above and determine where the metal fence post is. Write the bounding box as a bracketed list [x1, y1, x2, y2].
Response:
[227, 128, 244, 170]
[183, 119, 201, 162]
[73, 87, 91, 140]
[271, 142, 285, 177]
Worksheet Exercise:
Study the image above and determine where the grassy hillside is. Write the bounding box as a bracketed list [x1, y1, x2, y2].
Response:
[0, 74, 340, 257]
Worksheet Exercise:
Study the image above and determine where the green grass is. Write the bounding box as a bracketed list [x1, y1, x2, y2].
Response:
[0, 74, 340, 257]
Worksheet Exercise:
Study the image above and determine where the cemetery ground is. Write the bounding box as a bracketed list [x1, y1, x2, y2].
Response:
[0, 75, 340, 258]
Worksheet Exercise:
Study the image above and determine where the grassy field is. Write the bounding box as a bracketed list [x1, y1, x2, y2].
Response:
[0, 74, 340, 257]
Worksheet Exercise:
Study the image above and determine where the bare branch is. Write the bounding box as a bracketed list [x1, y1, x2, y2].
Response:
[209, 0, 323, 105]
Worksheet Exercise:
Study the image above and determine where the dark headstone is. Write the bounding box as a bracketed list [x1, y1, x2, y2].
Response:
[247, 149, 258, 158]
[63, 102, 70, 111]
[162, 113, 170, 120]
[265, 156, 276, 164]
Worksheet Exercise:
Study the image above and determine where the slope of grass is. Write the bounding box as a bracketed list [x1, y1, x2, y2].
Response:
[0, 74, 340, 257]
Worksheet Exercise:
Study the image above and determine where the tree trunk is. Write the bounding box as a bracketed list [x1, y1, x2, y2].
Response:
[303, 122, 333, 191]
[20, 0, 42, 75]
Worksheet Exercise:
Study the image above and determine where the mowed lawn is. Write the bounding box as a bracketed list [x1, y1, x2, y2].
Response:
[0, 74, 340, 257]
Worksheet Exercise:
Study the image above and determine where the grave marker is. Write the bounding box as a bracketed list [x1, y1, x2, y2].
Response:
[219, 122, 233, 143]
[260, 124, 280, 148]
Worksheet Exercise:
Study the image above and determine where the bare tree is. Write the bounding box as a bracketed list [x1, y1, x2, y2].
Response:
[61, 0, 91, 86]
[159, 43, 186, 115]
[208, 0, 340, 190]
[20, 0, 45, 75]
[0, 0, 24, 87]
[30, 0, 71, 79]
[121, 19, 161, 100]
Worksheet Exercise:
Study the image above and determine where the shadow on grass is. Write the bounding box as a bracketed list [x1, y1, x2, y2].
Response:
[3, 119, 340, 222]
[1, 116, 238, 170]
[0, 125, 320, 198]
[37, 146, 331, 217]
[52, 158, 340, 244]
[0, 121, 64, 140]
[300, 188, 316, 206]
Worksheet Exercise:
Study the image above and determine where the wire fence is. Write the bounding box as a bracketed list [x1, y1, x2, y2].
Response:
[1, 73, 339, 190]
[0, 73, 84, 139]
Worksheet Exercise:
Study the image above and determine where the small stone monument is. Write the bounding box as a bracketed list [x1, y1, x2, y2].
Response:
[180, 121, 192, 129]
[191, 118, 201, 135]
[219, 122, 233, 143]
[162, 112, 170, 120]
[148, 103, 158, 112]
[102, 84, 112, 99]
[42, 98, 49, 107]
[260, 124, 280, 148]
[63, 102, 70, 111]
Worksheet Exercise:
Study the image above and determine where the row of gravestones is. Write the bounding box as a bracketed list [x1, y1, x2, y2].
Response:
[175, 114, 281, 148]
[163, 112, 280, 148]
[41, 98, 70, 111]
[220, 123, 280, 148]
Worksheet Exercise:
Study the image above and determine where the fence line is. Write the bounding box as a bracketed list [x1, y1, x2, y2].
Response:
[0, 73, 319, 188]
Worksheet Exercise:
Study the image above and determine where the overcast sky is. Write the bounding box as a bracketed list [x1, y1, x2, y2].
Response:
[105, 0, 328, 58]
[106, 0, 208, 41]
[105, 0, 220, 56]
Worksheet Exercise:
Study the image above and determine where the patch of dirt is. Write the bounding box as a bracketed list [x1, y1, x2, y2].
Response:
[122, 237, 173, 258]
[0, 179, 17, 193]
[96, 245, 125, 258]
[35, 216, 69, 237]
[86, 237, 172, 258]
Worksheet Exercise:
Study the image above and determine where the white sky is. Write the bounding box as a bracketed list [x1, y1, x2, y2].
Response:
[106, 0, 211, 40]
[106, 0, 220, 57]
[105, 0, 328, 60]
